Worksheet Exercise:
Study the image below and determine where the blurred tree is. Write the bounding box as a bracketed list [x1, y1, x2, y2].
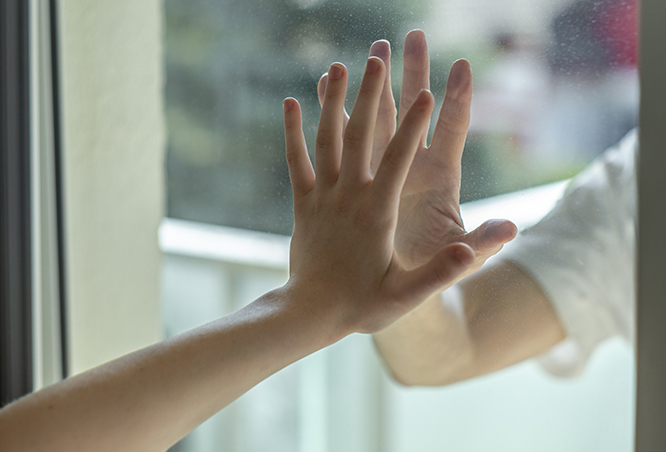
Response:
[165, 0, 428, 235]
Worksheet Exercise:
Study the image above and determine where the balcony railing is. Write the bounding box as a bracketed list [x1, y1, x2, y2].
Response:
[160, 181, 634, 452]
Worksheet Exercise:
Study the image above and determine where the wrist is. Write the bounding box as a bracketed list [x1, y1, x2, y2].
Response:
[269, 281, 352, 348]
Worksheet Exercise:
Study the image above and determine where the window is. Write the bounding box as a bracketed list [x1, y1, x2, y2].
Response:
[161, 1, 640, 451]
[15, 0, 663, 450]
[165, 0, 639, 234]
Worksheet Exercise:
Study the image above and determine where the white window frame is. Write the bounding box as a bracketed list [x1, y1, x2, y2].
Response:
[20, 0, 665, 449]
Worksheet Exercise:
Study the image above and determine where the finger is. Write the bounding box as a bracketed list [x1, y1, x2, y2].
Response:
[397, 242, 475, 302]
[462, 219, 517, 256]
[318, 73, 349, 130]
[429, 59, 473, 174]
[371, 89, 434, 210]
[283, 98, 315, 196]
[317, 72, 327, 106]
[315, 63, 348, 186]
[339, 57, 386, 185]
[399, 29, 430, 146]
[369, 39, 397, 175]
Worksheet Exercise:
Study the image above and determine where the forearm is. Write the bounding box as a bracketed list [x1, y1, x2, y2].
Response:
[0, 285, 344, 452]
[0, 48, 485, 451]
[374, 261, 567, 386]
[373, 287, 474, 386]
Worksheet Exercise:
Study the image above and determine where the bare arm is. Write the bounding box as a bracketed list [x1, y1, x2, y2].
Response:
[321, 30, 563, 386]
[0, 57, 475, 452]
[0, 290, 343, 452]
[374, 260, 566, 386]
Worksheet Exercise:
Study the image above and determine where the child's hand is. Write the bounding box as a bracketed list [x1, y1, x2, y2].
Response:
[317, 31, 517, 283]
[283, 57, 474, 336]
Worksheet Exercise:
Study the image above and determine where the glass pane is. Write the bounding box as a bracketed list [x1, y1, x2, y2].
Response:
[165, 0, 638, 234]
[163, 0, 637, 451]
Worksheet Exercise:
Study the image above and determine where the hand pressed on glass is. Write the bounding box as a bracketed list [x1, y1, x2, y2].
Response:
[317, 31, 517, 281]
[367, 31, 566, 388]
[283, 56, 476, 334]
[0, 31, 519, 452]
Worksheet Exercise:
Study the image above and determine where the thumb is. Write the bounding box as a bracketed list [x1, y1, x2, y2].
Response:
[464, 219, 517, 256]
[398, 242, 475, 302]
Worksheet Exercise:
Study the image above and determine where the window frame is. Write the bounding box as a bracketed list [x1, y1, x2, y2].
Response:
[0, 0, 34, 406]
[1, 0, 664, 448]
[48, 0, 68, 380]
[1, 0, 67, 404]
[635, 0, 666, 448]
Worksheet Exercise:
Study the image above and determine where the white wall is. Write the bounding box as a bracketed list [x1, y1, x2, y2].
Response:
[59, 0, 165, 374]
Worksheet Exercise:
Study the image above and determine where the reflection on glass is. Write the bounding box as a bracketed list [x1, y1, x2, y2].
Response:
[163, 1, 637, 451]
[165, 0, 428, 234]
[165, 0, 638, 234]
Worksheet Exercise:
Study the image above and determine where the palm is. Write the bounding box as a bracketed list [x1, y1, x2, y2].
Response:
[397, 173, 465, 269]
[380, 31, 516, 274]
[318, 31, 516, 276]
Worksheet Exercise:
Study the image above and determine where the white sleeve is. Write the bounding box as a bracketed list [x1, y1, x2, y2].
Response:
[500, 130, 637, 377]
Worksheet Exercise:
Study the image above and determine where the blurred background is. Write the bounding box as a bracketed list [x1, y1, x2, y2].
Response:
[161, 0, 638, 451]
[165, 0, 638, 234]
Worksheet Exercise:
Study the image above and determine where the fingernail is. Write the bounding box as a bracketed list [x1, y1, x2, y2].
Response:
[447, 60, 470, 95]
[283, 98, 293, 113]
[366, 57, 380, 74]
[370, 39, 390, 59]
[416, 89, 431, 105]
[329, 63, 344, 80]
[404, 29, 425, 55]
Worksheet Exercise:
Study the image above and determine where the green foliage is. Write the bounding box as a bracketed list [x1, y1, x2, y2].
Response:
[165, 0, 626, 234]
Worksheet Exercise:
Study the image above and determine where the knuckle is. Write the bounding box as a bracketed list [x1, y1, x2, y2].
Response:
[315, 132, 336, 150]
[359, 77, 381, 95]
[285, 149, 301, 167]
[380, 103, 398, 118]
[438, 99, 470, 134]
[343, 126, 365, 148]
[324, 89, 339, 103]
[284, 120, 298, 132]
[381, 145, 404, 170]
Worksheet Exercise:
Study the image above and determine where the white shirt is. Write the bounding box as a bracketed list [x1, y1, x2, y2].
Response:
[502, 130, 637, 377]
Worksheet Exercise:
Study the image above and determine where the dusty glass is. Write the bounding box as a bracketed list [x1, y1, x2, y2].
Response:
[163, 1, 638, 451]
[165, 0, 638, 234]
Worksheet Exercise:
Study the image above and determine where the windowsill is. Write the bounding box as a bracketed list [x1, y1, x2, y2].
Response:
[159, 179, 569, 267]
